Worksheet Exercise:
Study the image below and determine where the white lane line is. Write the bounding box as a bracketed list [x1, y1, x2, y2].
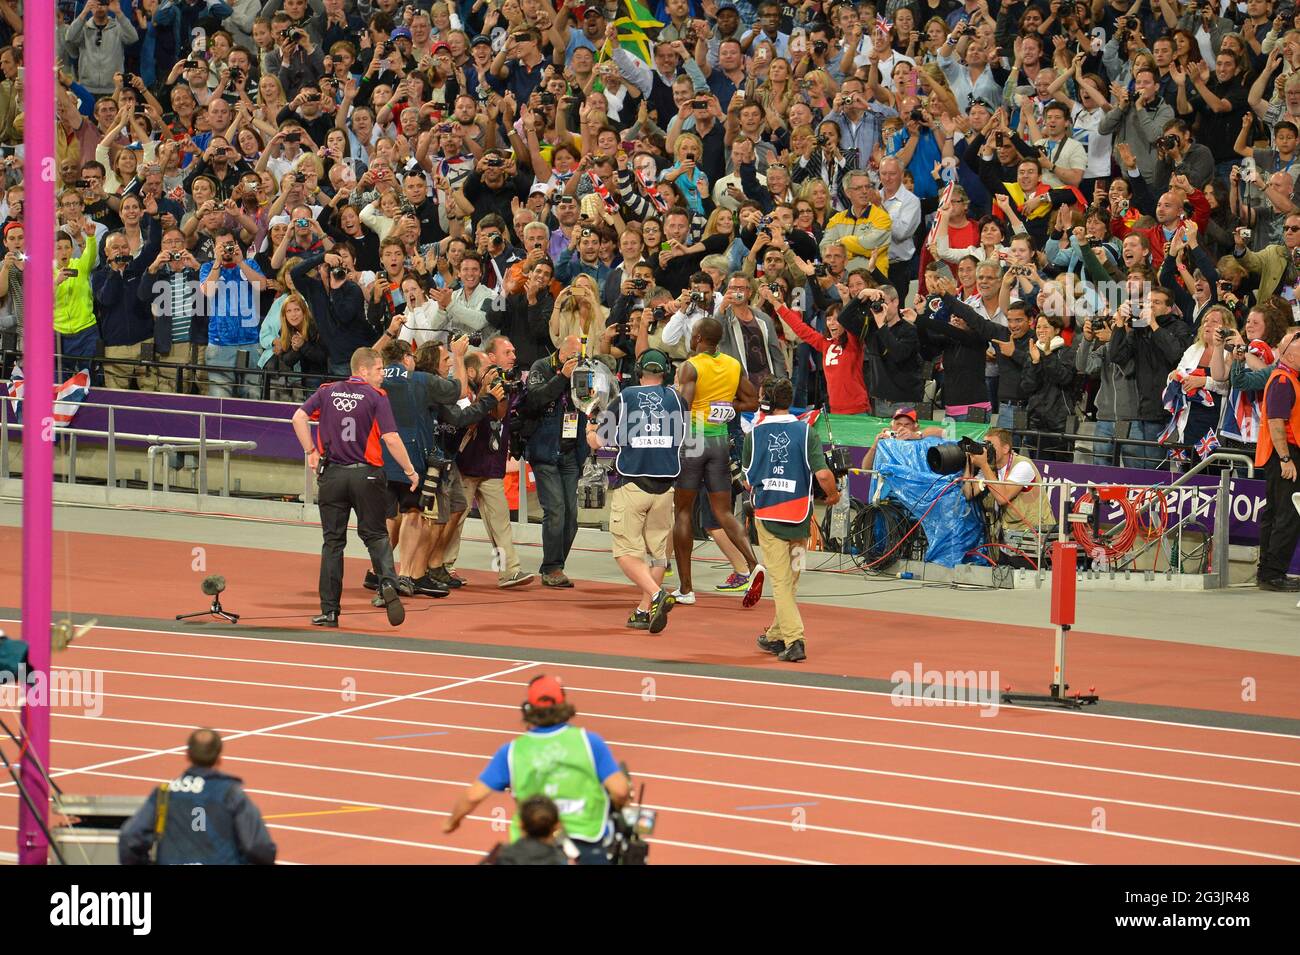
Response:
[3, 660, 537, 787]
[29, 766, 1083, 866]
[9, 691, 1300, 800]
[59, 646, 1300, 768]
[41, 735, 1300, 838]
[18, 620, 1300, 742]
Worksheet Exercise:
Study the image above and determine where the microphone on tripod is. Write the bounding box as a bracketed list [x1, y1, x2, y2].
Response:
[176, 575, 240, 624]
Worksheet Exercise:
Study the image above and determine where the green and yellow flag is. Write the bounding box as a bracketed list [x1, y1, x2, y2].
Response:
[598, 0, 663, 64]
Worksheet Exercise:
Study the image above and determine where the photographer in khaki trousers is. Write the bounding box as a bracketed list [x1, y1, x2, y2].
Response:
[587, 349, 685, 633]
[743, 377, 840, 664]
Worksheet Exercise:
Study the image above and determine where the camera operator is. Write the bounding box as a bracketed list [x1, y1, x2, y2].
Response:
[291, 248, 371, 378]
[862, 407, 948, 472]
[1076, 306, 1141, 466]
[1106, 282, 1194, 467]
[483, 795, 567, 866]
[119, 729, 275, 866]
[960, 427, 1052, 565]
[274, 19, 325, 101]
[586, 349, 686, 632]
[1234, 196, 1300, 295]
[1153, 119, 1214, 195]
[141, 225, 205, 394]
[92, 231, 156, 392]
[198, 231, 265, 399]
[744, 376, 840, 665]
[520, 334, 587, 588]
[856, 282, 923, 419]
[445, 675, 630, 865]
[445, 341, 535, 590]
[660, 270, 720, 353]
[488, 257, 556, 369]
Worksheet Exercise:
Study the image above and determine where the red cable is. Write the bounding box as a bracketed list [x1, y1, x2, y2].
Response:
[1070, 486, 1139, 559]
[964, 543, 1040, 571]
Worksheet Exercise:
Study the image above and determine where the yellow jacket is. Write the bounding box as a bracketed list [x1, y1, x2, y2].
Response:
[822, 204, 893, 275]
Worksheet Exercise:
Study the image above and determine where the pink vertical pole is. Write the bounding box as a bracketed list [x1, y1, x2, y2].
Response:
[18, 3, 54, 865]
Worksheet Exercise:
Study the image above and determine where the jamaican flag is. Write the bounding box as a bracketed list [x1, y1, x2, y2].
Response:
[598, 0, 663, 64]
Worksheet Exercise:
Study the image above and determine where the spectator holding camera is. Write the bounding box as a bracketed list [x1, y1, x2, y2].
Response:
[448, 340, 535, 590]
[1020, 308, 1076, 462]
[1233, 212, 1300, 300]
[1153, 118, 1214, 195]
[1105, 279, 1194, 466]
[92, 231, 156, 391]
[63, 0, 139, 97]
[1100, 67, 1175, 191]
[961, 427, 1053, 559]
[199, 231, 265, 398]
[291, 248, 370, 378]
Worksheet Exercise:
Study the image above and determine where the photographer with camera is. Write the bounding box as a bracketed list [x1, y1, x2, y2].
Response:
[91, 231, 156, 392]
[291, 248, 371, 378]
[556, 223, 613, 285]
[660, 271, 719, 354]
[457, 149, 532, 236]
[744, 375, 840, 664]
[586, 348, 685, 632]
[1106, 281, 1195, 467]
[960, 427, 1052, 564]
[1232, 116, 1300, 248]
[488, 256, 557, 368]
[1077, 304, 1142, 466]
[520, 334, 587, 588]
[444, 340, 535, 590]
[198, 231, 265, 399]
[1100, 67, 1175, 191]
[273, 16, 325, 101]
[1153, 119, 1214, 194]
[1232, 212, 1300, 299]
[445, 675, 630, 865]
[825, 77, 896, 171]
[64, 0, 138, 97]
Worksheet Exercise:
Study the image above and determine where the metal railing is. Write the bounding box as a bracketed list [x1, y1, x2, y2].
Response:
[0, 400, 257, 497]
[840, 449, 1258, 588]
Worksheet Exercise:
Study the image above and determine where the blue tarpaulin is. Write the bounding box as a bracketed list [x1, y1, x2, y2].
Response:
[869, 437, 986, 567]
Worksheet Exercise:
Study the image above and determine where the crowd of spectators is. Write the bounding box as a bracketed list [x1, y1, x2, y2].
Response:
[2, 0, 1300, 473]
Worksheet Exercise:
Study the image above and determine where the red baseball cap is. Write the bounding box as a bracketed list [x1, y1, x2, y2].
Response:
[892, 407, 919, 422]
[526, 675, 567, 708]
[432, 41, 451, 54]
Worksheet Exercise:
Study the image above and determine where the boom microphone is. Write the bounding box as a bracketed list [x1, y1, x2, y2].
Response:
[201, 575, 227, 596]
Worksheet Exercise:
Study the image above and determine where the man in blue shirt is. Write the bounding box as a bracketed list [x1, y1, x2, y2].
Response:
[198, 230, 265, 399]
[444, 675, 630, 865]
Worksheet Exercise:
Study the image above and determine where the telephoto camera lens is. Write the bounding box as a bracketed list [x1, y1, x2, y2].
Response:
[927, 442, 968, 474]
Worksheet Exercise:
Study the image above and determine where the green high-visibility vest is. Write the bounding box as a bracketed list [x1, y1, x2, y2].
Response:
[506, 726, 609, 843]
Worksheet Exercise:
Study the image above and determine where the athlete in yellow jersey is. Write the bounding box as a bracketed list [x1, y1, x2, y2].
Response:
[673, 317, 764, 606]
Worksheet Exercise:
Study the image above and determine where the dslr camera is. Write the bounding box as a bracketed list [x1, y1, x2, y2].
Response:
[329, 265, 348, 280]
[1155, 133, 1180, 152]
[689, 289, 709, 307]
[927, 435, 996, 474]
[486, 363, 525, 398]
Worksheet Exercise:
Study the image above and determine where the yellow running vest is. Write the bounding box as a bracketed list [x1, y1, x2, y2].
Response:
[687, 351, 742, 436]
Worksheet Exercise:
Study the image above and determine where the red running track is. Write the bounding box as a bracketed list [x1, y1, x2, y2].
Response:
[2, 625, 1299, 865]
[2, 526, 1299, 863]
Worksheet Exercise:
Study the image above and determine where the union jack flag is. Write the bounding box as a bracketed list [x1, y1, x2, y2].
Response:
[3, 366, 91, 425]
[1196, 429, 1220, 458]
[635, 167, 670, 215]
[875, 14, 893, 35]
[587, 172, 620, 215]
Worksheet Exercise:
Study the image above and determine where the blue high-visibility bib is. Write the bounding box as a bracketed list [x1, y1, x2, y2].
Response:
[745, 416, 813, 524]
